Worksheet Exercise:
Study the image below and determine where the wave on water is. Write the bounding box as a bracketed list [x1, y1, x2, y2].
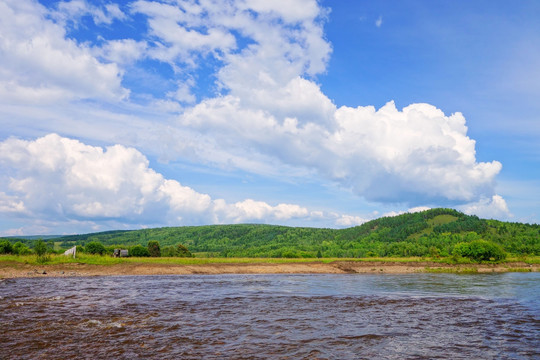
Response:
[1, 273, 538, 359]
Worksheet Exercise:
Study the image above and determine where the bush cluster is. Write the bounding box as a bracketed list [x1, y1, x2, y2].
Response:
[147, 240, 161, 257]
[0, 240, 13, 254]
[452, 240, 507, 261]
[129, 245, 150, 257]
[161, 244, 193, 257]
[85, 241, 106, 255]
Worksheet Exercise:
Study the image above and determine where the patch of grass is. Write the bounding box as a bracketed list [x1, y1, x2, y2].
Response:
[432, 256, 540, 266]
[506, 256, 540, 264]
[1, 254, 538, 267]
[409, 214, 459, 240]
[428, 214, 459, 226]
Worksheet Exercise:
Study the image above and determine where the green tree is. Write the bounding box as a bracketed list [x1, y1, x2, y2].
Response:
[130, 244, 150, 257]
[85, 241, 106, 255]
[34, 239, 49, 263]
[0, 240, 13, 254]
[34, 240, 47, 256]
[452, 240, 506, 261]
[429, 246, 440, 258]
[13, 241, 31, 255]
[161, 245, 176, 257]
[176, 244, 192, 257]
[147, 240, 161, 257]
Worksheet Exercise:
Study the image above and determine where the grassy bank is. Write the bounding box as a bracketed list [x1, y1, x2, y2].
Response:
[1, 254, 538, 266]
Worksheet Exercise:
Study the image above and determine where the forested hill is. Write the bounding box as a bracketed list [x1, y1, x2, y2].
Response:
[4, 208, 539, 257]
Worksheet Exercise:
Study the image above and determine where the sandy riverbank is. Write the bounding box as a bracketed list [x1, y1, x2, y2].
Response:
[0, 261, 537, 278]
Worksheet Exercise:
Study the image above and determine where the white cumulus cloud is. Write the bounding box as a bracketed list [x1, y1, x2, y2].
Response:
[175, 96, 502, 205]
[460, 195, 512, 220]
[0, 134, 363, 232]
[125, 0, 502, 206]
[0, 0, 128, 104]
[53, 0, 127, 25]
[0, 0, 512, 231]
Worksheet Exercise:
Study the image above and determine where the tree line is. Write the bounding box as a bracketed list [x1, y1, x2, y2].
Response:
[1, 208, 538, 261]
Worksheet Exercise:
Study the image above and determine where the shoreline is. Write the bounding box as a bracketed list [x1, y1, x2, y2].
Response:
[1, 260, 537, 278]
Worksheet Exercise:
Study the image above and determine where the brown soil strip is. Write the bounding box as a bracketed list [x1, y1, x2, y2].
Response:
[0, 261, 537, 279]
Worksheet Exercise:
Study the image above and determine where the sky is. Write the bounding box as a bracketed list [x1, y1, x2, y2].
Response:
[0, 0, 539, 236]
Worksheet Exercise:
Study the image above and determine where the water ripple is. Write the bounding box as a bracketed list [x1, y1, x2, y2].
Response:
[1, 273, 538, 359]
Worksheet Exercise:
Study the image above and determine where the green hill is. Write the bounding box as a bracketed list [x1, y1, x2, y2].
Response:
[2, 208, 539, 258]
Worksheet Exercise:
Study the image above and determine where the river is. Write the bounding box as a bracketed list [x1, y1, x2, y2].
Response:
[1, 273, 538, 359]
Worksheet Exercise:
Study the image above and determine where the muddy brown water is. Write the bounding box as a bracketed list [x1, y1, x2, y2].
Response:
[1, 273, 538, 359]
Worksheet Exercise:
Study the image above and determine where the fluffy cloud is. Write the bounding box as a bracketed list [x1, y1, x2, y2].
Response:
[125, 0, 331, 105]
[0, 134, 357, 231]
[176, 96, 502, 205]
[335, 214, 369, 227]
[0, 0, 127, 104]
[126, 0, 502, 206]
[96, 39, 148, 65]
[382, 206, 432, 218]
[459, 195, 512, 220]
[53, 0, 127, 25]
[0, 0, 510, 232]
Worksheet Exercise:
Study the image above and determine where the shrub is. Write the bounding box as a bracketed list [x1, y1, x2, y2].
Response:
[34, 239, 50, 263]
[147, 241, 161, 257]
[130, 245, 150, 257]
[176, 244, 192, 257]
[282, 249, 299, 258]
[0, 240, 13, 254]
[452, 240, 506, 262]
[452, 242, 470, 258]
[161, 245, 176, 257]
[13, 241, 31, 255]
[34, 240, 47, 256]
[162, 244, 193, 257]
[85, 241, 106, 255]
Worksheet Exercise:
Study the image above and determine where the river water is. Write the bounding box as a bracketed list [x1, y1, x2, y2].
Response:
[1, 273, 538, 359]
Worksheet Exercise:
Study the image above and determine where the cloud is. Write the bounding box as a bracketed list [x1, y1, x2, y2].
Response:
[125, 0, 502, 206]
[335, 214, 368, 227]
[96, 39, 148, 65]
[0, 0, 509, 231]
[383, 206, 431, 218]
[0, 134, 363, 232]
[130, 0, 238, 67]
[0, 0, 128, 104]
[176, 95, 502, 205]
[131, 0, 331, 77]
[53, 0, 127, 25]
[0, 192, 26, 214]
[167, 79, 196, 104]
[212, 199, 309, 224]
[375, 16, 383, 28]
[459, 195, 512, 220]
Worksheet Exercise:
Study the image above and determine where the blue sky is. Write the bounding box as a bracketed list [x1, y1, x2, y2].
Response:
[0, 0, 538, 236]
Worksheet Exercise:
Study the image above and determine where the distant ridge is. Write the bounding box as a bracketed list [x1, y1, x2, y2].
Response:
[5, 235, 63, 240]
[2, 208, 538, 257]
